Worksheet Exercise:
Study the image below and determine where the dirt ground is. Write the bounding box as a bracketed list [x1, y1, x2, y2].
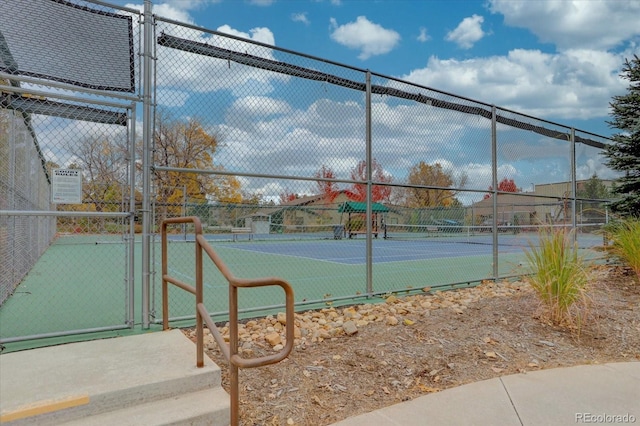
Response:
[184, 264, 640, 426]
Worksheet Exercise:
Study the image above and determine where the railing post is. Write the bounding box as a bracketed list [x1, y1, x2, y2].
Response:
[161, 216, 294, 426]
[195, 232, 204, 368]
[229, 284, 240, 426]
[161, 221, 169, 331]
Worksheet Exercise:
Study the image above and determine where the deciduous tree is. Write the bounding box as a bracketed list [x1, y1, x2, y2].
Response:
[152, 112, 242, 221]
[406, 161, 464, 207]
[314, 165, 339, 202]
[61, 135, 131, 231]
[484, 178, 519, 199]
[65, 134, 129, 213]
[346, 159, 392, 202]
[279, 191, 299, 204]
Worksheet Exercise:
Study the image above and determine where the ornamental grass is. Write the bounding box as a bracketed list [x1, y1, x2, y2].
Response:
[606, 217, 640, 282]
[524, 227, 590, 328]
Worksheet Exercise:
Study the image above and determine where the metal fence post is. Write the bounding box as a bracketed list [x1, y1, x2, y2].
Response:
[141, 0, 154, 328]
[365, 70, 373, 296]
[491, 106, 498, 279]
[570, 128, 577, 239]
[128, 106, 137, 327]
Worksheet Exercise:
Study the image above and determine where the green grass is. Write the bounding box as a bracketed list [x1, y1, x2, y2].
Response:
[524, 227, 590, 328]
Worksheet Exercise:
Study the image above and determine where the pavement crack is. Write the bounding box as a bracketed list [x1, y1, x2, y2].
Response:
[499, 377, 524, 426]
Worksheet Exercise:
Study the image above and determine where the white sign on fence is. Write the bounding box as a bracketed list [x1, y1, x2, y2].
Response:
[52, 169, 82, 204]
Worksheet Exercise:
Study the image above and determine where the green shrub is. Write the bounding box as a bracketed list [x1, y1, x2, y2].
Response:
[606, 218, 640, 282]
[524, 228, 590, 327]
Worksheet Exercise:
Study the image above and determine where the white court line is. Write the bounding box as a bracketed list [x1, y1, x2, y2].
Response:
[221, 245, 358, 265]
[154, 261, 224, 290]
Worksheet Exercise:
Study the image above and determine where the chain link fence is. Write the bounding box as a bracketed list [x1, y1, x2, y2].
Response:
[0, 0, 619, 347]
[150, 16, 618, 324]
[0, 108, 56, 305]
[0, 0, 141, 344]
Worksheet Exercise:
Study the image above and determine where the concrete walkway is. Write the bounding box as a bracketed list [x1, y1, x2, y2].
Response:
[0, 330, 229, 425]
[332, 362, 640, 426]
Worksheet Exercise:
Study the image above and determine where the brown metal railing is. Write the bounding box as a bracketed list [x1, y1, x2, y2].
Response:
[161, 216, 295, 426]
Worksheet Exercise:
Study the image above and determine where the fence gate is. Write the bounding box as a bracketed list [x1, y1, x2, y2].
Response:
[0, 0, 140, 345]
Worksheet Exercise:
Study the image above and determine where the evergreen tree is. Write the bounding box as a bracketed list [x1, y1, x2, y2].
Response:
[604, 55, 640, 217]
[577, 173, 610, 200]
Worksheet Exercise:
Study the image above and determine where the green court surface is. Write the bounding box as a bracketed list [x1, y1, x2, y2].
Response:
[0, 232, 599, 352]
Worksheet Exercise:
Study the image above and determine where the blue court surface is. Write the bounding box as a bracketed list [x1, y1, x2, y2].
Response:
[165, 229, 604, 266]
[215, 238, 525, 265]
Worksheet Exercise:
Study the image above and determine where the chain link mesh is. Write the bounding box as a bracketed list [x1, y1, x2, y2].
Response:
[0, 1, 620, 345]
[0, 0, 140, 343]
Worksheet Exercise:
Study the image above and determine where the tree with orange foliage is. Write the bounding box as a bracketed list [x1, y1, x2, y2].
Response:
[484, 178, 519, 199]
[314, 165, 339, 202]
[279, 191, 299, 204]
[346, 159, 392, 202]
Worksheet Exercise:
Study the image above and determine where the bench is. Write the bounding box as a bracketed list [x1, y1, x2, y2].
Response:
[231, 227, 253, 241]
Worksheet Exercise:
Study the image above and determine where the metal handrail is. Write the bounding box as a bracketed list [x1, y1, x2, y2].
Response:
[161, 216, 295, 426]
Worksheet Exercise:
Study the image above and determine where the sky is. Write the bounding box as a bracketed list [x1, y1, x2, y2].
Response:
[74, 0, 640, 202]
[114, 0, 640, 137]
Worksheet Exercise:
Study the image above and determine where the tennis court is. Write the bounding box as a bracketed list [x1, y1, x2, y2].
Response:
[155, 223, 605, 318]
[0, 223, 605, 351]
[214, 237, 521, 264]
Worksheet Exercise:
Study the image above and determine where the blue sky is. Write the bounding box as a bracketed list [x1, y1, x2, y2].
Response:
[116, 0, 640, 137]
[93, 0, 640, 202]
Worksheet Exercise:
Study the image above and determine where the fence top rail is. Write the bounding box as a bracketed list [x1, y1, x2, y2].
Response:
[156, 30, 609, 148]
[0, 210, 130, 217]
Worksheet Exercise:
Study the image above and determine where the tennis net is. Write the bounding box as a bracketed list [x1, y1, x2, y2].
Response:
[383, 223, 607, 248]
[265, 223, 347, 240]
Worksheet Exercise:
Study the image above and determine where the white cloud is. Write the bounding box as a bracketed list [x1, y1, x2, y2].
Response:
[153, 23, 285, 96]
[230, 96, 292, 117]
[216, 25, 275, 46]
[417, 27, 430, 43]
[400, 48, 626, 120]
[489, 0, 640, 51]
[161, 0, 221, 10]
[445, 14, 486, 49]
[576, 157, 620, 181]
[216, 98, 367, 183]
[292, 12, 310, 25]
[124, 2, 194, 24]
[156, 89, 190, 107]
[119, 0, 631, 201]
[463, 163, 493, 191]
[249, 0, 274, 6]
[329, 16, 401, 60]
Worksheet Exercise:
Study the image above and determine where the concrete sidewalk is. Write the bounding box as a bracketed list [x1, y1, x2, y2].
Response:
[331, 362, 640, 426]
[0, 330, 229, 425]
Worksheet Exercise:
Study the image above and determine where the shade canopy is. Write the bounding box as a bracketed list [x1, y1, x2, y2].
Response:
[338, 201, 389, 213]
